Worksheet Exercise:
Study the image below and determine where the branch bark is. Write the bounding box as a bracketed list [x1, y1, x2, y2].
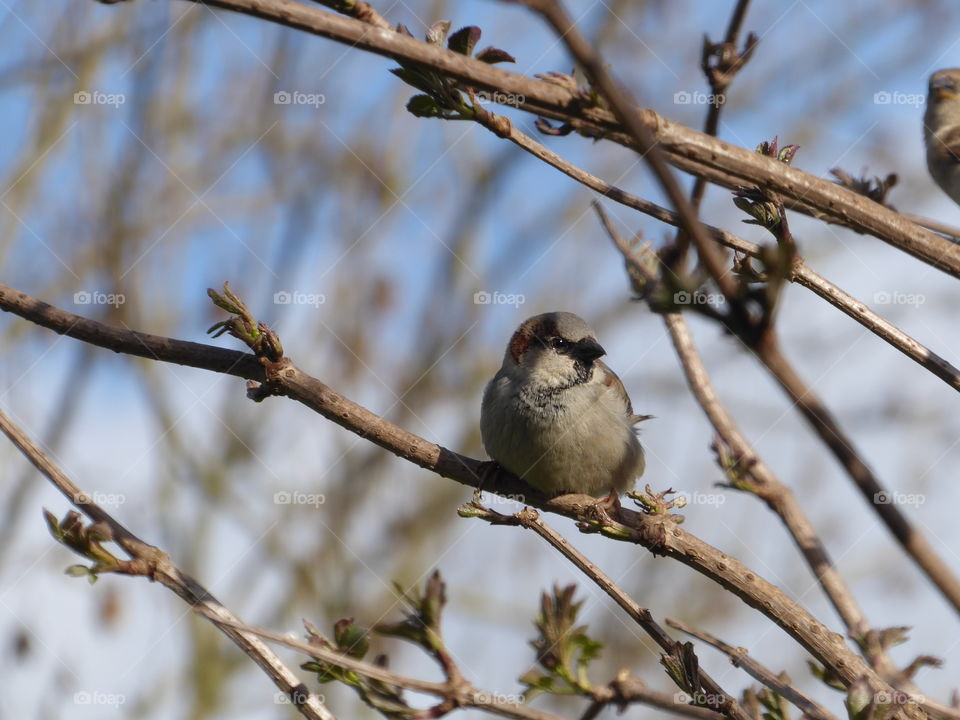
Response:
[594, 206, 935, 703]
[493, 118, 960, 394]
[666, 618, 839, 720]
[0, 283, 926, 719]
[0, 408, 334, 720]
[508, 507, 750, 720]
[139, 0, 960, 278]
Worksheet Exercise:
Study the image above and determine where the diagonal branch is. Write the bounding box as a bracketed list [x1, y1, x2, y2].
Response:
[666, 618, 839, 720]
[0, 282, 926, 717]
[0, 408, 334, 720]
[594, 206, 924, 696]
[491, 115, 960, 394]
[507, 507, 752, 720]
[755, 336, 960, 616]
[209, 619, 572, 720]
[513, 0, 746, 330]
[105, 0, 960, 278]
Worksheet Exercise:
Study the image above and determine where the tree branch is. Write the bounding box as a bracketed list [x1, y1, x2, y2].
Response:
[494, 121, 960, 393]
[474, 505, 750, 720]
[0, 282, 925, 717]
[208, 619, 571, 720]
[667, 0, 756, 270]
[666, 618, 839, 720]
[752, 336, 960, 616]
[0, 408, 334, 720]
[514, 0, 747, 331]
[112, 0, 960, 279]
[594, 206, 924, 693]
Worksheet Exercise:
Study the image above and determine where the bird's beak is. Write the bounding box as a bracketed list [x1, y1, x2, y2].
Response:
[931, 76, 958, 102]
[571, 338, 606, 363]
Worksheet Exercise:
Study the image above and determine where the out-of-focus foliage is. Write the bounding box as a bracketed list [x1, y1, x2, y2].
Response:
[2, 1, 959, 719]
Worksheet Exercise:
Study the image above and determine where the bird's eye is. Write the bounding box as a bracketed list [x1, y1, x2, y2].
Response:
[549, 337, 569, 350]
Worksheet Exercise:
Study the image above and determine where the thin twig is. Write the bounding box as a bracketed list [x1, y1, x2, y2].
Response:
[755, 337, 960, 616]
[498, 123, 960, 392]
[132, 0, 960, 278]
[903, 212, 960, 242]
[0, 409, 334, 720]
[674, 0, 754, 272]
[586, 676, 724, 720]
[665, 618, 838, 720]
[509, 507, 750, 720]
[514, 0, 747, 331]
[0, 283, 917, 705]
[698, 0, 754, 162]
[209, 619, 569, 720]
[596, 209, 956, 720]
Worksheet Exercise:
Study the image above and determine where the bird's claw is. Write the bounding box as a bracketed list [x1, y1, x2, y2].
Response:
[591, 488, 622, 524]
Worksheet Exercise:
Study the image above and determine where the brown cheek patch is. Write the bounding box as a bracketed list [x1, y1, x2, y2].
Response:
[508, 329, 532, 363]
[509, 315, 558, 364]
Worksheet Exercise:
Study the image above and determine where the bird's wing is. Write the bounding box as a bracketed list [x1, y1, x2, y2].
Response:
[931, 126, 960, 163]
[596, 360, 653, 426]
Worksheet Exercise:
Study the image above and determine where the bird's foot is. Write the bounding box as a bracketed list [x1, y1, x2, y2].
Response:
[591, 488, 623, 524]
[475, 460, 502, 493]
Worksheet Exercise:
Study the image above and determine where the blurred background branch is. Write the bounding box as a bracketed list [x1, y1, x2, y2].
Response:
[2, 1, 960, 719]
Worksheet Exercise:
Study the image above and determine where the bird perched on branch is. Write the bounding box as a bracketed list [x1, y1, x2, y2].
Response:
[480, 312, 649, 497]
[924, 68, 960, 205]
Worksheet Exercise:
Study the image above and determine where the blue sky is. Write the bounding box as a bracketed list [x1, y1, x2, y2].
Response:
[3, 1, 960, 718]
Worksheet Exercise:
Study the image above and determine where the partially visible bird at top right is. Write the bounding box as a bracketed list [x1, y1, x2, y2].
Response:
[924, 68, 960, 205]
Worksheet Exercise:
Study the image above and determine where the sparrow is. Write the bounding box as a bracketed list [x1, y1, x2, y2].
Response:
[480, 312, 648, 497]
[924, 68, 960, 204]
